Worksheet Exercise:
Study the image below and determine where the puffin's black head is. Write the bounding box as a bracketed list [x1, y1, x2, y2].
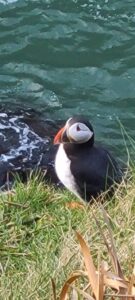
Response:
[54, 116, 94, 146]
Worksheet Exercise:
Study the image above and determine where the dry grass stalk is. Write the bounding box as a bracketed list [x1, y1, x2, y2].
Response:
[76, 231, 98, 299]
[59, 273, 81, 300]
[51, 278, 57, 300]
[58, 206, 135, 300]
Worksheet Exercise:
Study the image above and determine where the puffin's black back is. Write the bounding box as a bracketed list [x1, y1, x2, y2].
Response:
[64, 142, 122, 201]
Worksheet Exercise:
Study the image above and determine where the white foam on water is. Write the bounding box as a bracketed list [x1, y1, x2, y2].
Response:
[0, 124, 7, 129]
[0, 113, 8, 117]
[0, 113, 48, 163]
[0, 132, 6, 140]
[0, 153, 15, 162]
[0, 0, 19, 4]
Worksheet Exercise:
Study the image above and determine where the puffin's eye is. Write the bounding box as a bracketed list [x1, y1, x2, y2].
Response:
[77, 125, 81, 131]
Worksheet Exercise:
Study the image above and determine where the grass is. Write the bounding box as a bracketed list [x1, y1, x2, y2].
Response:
[0, 169, 134, 299]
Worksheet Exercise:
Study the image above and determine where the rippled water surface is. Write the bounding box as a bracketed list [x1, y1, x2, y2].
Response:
[0, 0, 135, 159]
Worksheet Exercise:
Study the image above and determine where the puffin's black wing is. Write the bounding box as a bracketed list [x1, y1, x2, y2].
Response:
[70, 146, 122, 201]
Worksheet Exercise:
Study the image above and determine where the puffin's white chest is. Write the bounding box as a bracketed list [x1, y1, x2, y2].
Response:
[55, 144, 80, 198]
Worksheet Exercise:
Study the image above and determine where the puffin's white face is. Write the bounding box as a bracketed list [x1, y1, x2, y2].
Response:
[54, 117, 94, 145]
[66, 120, 93, 144]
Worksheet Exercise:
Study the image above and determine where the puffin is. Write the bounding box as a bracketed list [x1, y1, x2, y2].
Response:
[54, 116, 123, 202]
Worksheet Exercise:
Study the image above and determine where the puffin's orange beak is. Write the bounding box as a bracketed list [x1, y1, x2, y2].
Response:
[53, 127, 65, 144]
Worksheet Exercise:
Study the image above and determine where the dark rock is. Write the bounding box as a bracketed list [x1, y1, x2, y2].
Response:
[0, 103, 63, 189]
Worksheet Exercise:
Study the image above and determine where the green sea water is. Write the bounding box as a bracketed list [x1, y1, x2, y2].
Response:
[0, 0, 135, 159]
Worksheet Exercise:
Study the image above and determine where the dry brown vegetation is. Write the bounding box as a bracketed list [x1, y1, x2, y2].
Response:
[57, 206, 135, 299]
